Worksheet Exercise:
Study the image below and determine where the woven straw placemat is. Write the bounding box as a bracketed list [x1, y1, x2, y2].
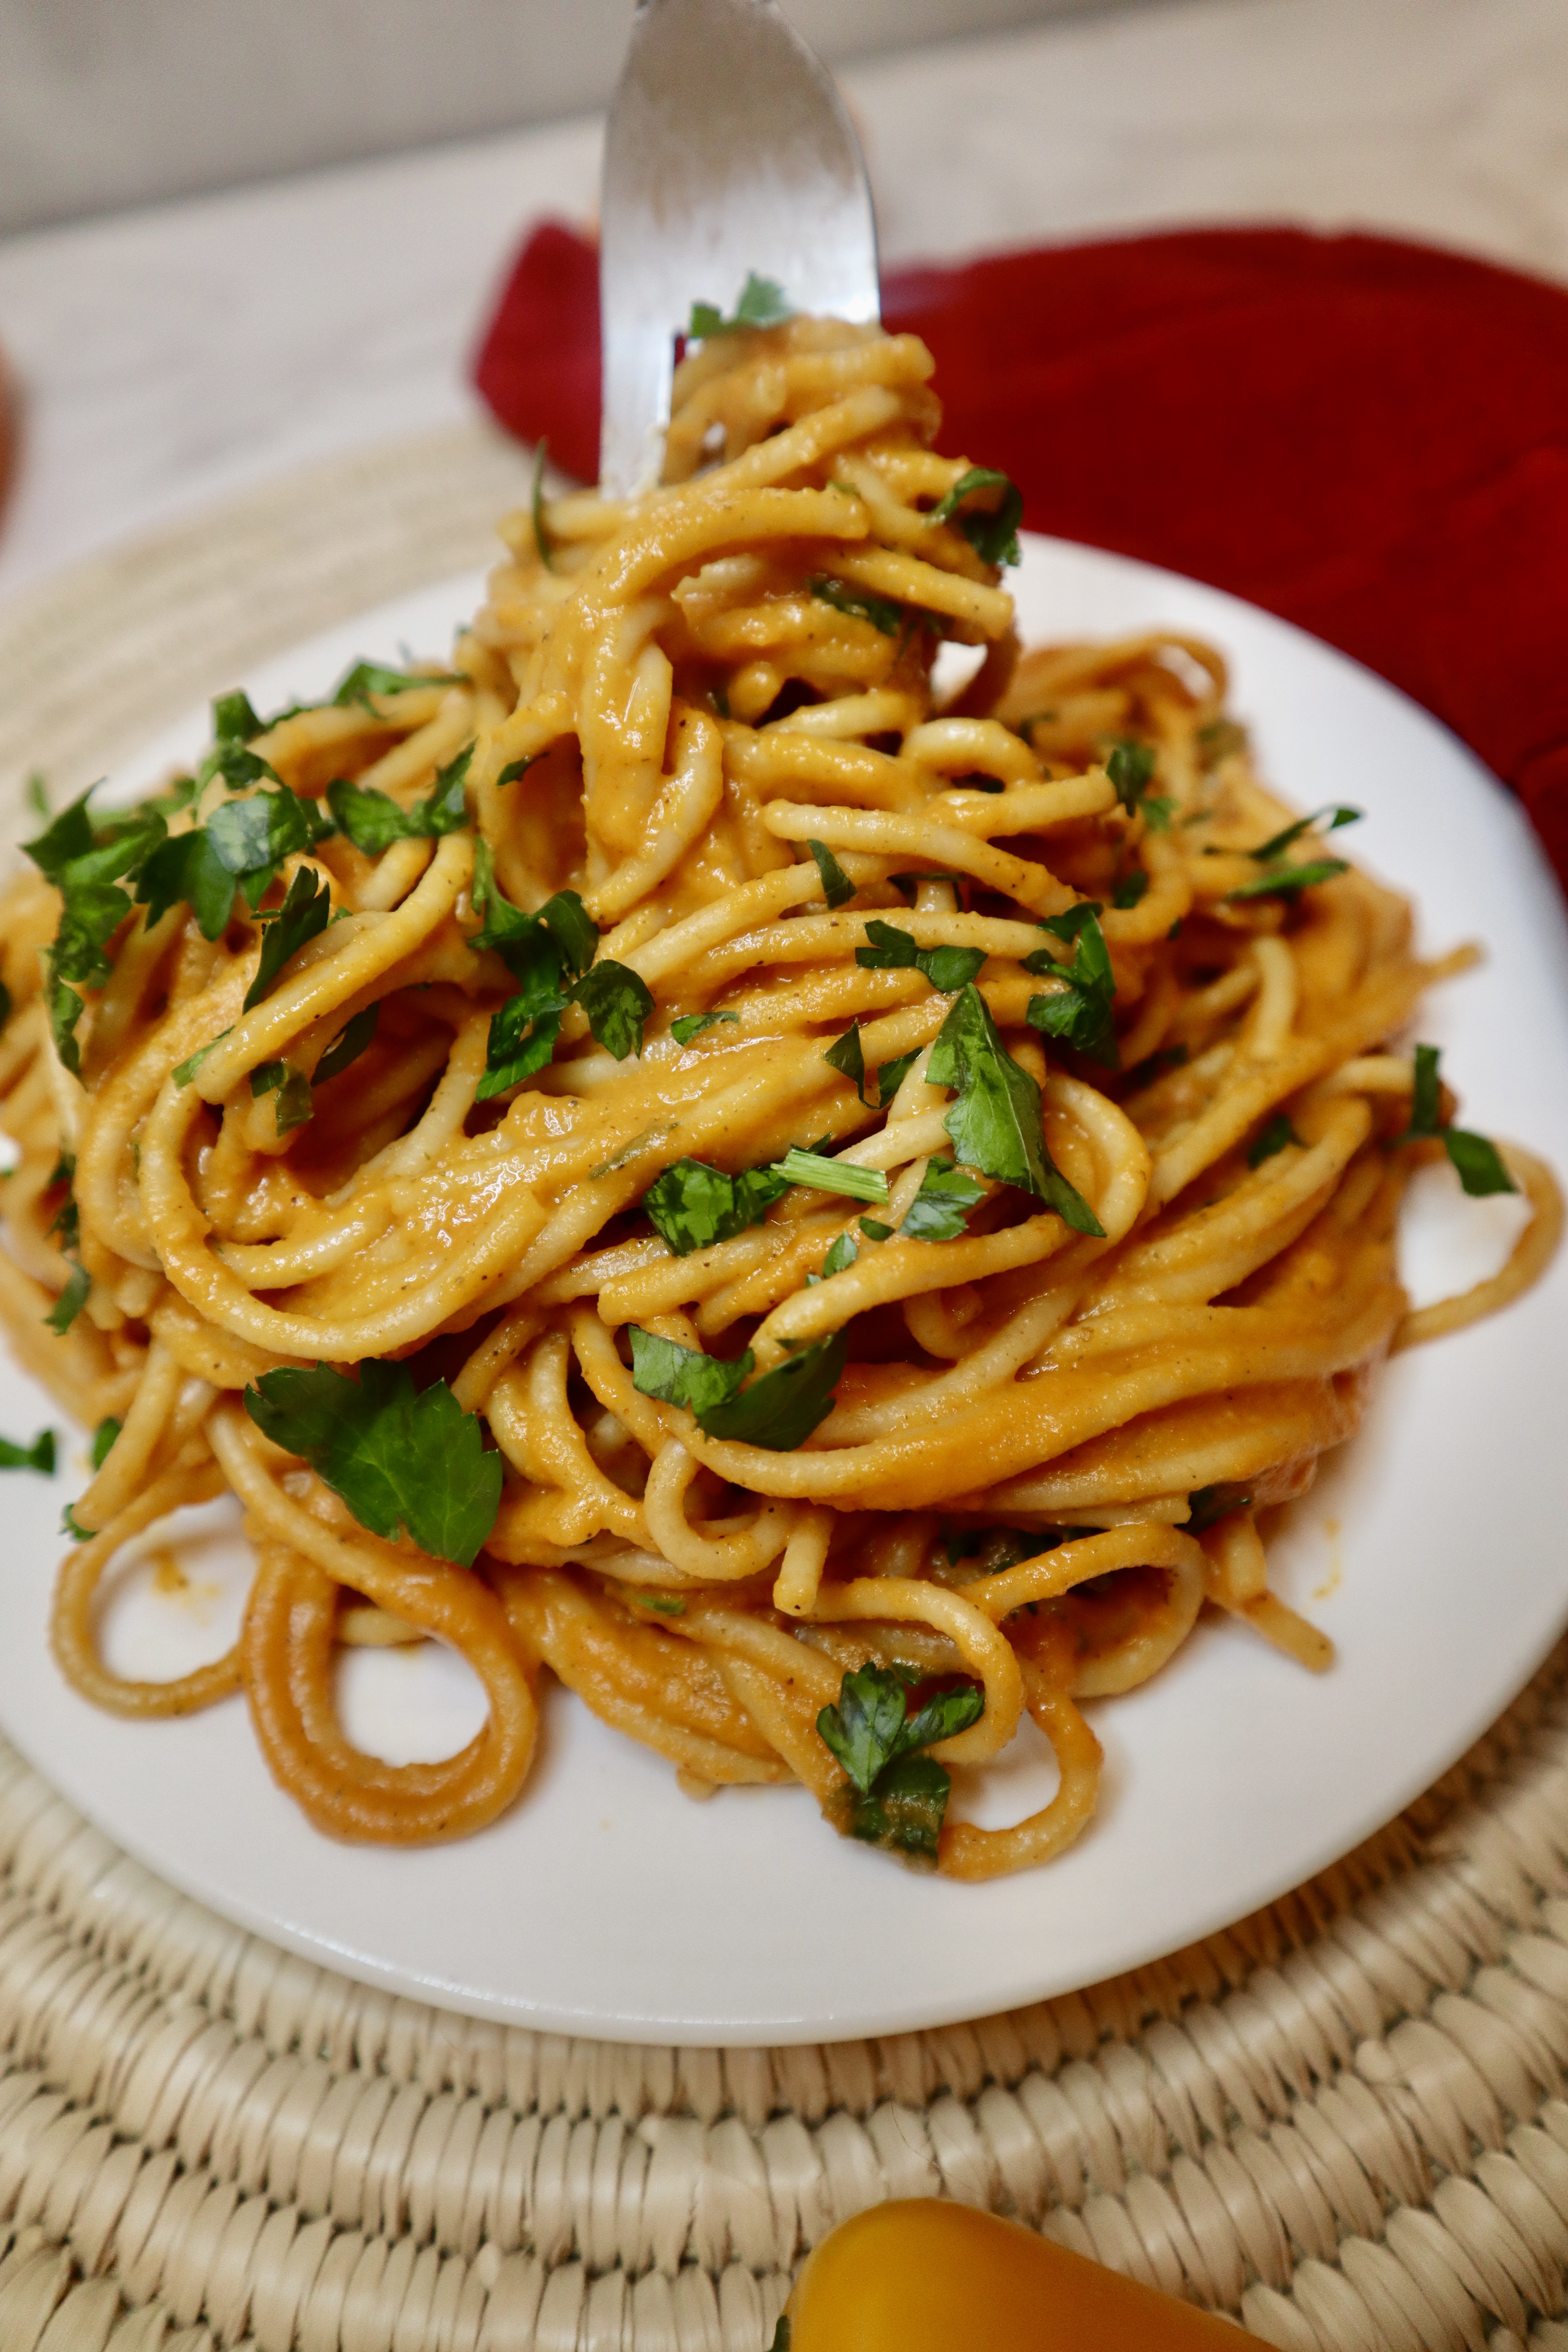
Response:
[4, 424, 1568, 2352]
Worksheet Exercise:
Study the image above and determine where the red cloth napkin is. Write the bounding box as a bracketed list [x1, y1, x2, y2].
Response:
[474, 221, 1568, 891]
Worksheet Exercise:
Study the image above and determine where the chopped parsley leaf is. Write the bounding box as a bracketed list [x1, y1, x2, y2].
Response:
[243, 1361, 502, 1567]
[929, 466, 1024, 568]
[1249, 804, 1362, 862]
[688, 272, 792, 339]
[91, 1417, 120, 1472]
[45, 1261, 91, 1337]
[671, 1011, 739, 1046]
[1024, 906, 1118, 1067]
[314, 1004, 379, 1087]
[641, 1157, 789, 1255]
[532, 439, 555, 572]
[927, 984, 1104, 1235]
[1397, 1043, 1516, 1197]
[855, 920, 985, 993]
[1224, 858, 1348, 902]
[810, 576, 902, 636]
[1247, 1113, 1299, 1169]
[327, 744, 472, 854]
[0, 1428, 54, 1475]
[1112, 869, 1149, 911]
[243, 866, 332, 1011]
[900, 1157, 986, 1241]
[806, 838, 855, 909]
[818, 1661, 984, 1865]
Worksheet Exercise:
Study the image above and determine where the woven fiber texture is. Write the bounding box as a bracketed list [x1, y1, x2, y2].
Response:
[4, 430, 1568, 2350]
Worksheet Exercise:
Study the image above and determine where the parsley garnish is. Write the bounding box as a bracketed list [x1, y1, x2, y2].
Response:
[1398, 1043, 1516, 1197]
[46, 1153, 79, 1251]
[806, 838, 855, 909]
[243, 1361, 502, 1568]
[628, 1327, 753, 1417]
[573, 960, 655, 1060]
[531, 439, 554, 572]
[1112, 869, 1149, 911]
[671, 1011, 739, 1045]
[250, 1060, 314, 1136]
[699, 1332, 846, 1450]
[900, 1157, 986, 1240]
[314, 1004, 379, 1086]
[641, 1158, 789, 1255]
[46, 1261, 91, 1337]
[929, 466, 1024, 568]
[1106, 739, 1156, 811]
[688, 272, 792, 339]
[1188, 1484, 1252, 1534]
[1024, 905, 1118, 1067]
[212, 690, 265, 744]
[1225, 858, 1348, 903]
[327, 744, 473, 854]
[1249, 804, 1362, 861]
[24, 788, 171, 1073]
[173, 1029, 232, 1088]
[0, 1428, 54, 1475]
[773, 1148, 888, 1207]
[331, 659, 465, 714]
[243, 867, 332, 1011]
[139, 781, 333, 941]
[91, 1418, 120, 1471]
[1248, 1113, 1299, 1169]
[497, 754, 541, 787]
[810, 577, 902, 636]
[824, 1024, 923, 1111]
[855, 920, 986, 993]
[874, 1049, 920, 1107]
[818, 1662, 984, 1864]
[629, 1324, 846, 1450]
[816, 1232, 858, 1279]
[468, 846, 607, 1097]
[927, 984, 1105, 1236]
[1198, 719, 1247, 767]
[859, 1216, 894, 1241]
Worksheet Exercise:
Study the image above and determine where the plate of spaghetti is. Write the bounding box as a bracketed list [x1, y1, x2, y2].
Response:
[0, 316, 1563, 2042]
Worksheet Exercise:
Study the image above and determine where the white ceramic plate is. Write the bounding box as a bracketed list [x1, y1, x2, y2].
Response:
[2, 535, 1565, 2046]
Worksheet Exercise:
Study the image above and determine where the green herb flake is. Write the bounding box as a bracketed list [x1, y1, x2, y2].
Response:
[243, 866, 332, 1011]
[927, 984, 1105, 1236]
[824, 1020, 869, 1105]
[1024, 906, 1118, 1067]
[173, 1028, 232, 1088]
[0, 1428, 54, 1475]
[1188, 1484, 1253, 1534]
[899, 1156, 986, 1241]
[929, 466, 1024, 568]
[628, 1326, 753, 1417]
[773, 1147, 889, 1207]
[1225, 858, 1348, 903]
[314, 1004, 379, 1087]
[806, 838, 855, 909]
[572, 960, 654, 1060]
[45, 1261, 91, 1337]
[331, 659, 465, 714]
[1398, 1043, 1517, 1197]
[818, 1661, 984, 1865]
[671, 1011, 739, 1046]
[818, 1232, 858, 1279]
[250, 1060, 314, 1136]
[810, 576, 903, 636]
[212, 690, 264, 744]
[327, 744, 473, 855]
[497, 754, 541, 787]
[243, 1361, 502, 1568]
[688, 271, 793, 339]
[1106, 739, 1157, 811]
[1249, 804, 1362, 862]
[697, 1330, 847, 1451]
[855, 919, 985, 993]
[873, 1049, 920, 1109]
[531, 439, 555, 572]
[1248, 1113, 1299, 1169]
[641, 1157, 790, 1255]
[859, 1216, 894, 1241]
[91, 1417, 121, 1472]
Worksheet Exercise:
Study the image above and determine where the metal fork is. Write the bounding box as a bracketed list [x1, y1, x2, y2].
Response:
[598, 0, 880, 499]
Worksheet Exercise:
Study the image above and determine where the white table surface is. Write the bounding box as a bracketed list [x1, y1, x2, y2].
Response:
[1, 0, 1566, 610]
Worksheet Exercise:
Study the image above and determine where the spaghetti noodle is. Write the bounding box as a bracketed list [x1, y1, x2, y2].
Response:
[0, 314, 1558, 1874]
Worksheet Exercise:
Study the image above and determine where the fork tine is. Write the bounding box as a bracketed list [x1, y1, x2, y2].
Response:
[599, 0, 880, 497]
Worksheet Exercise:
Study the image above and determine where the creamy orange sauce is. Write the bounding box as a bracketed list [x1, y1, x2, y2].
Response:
[786, 2200, 1243, 2348]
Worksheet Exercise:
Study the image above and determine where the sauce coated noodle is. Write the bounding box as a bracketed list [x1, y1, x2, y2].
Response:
[1, 317, 1559, 1872]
